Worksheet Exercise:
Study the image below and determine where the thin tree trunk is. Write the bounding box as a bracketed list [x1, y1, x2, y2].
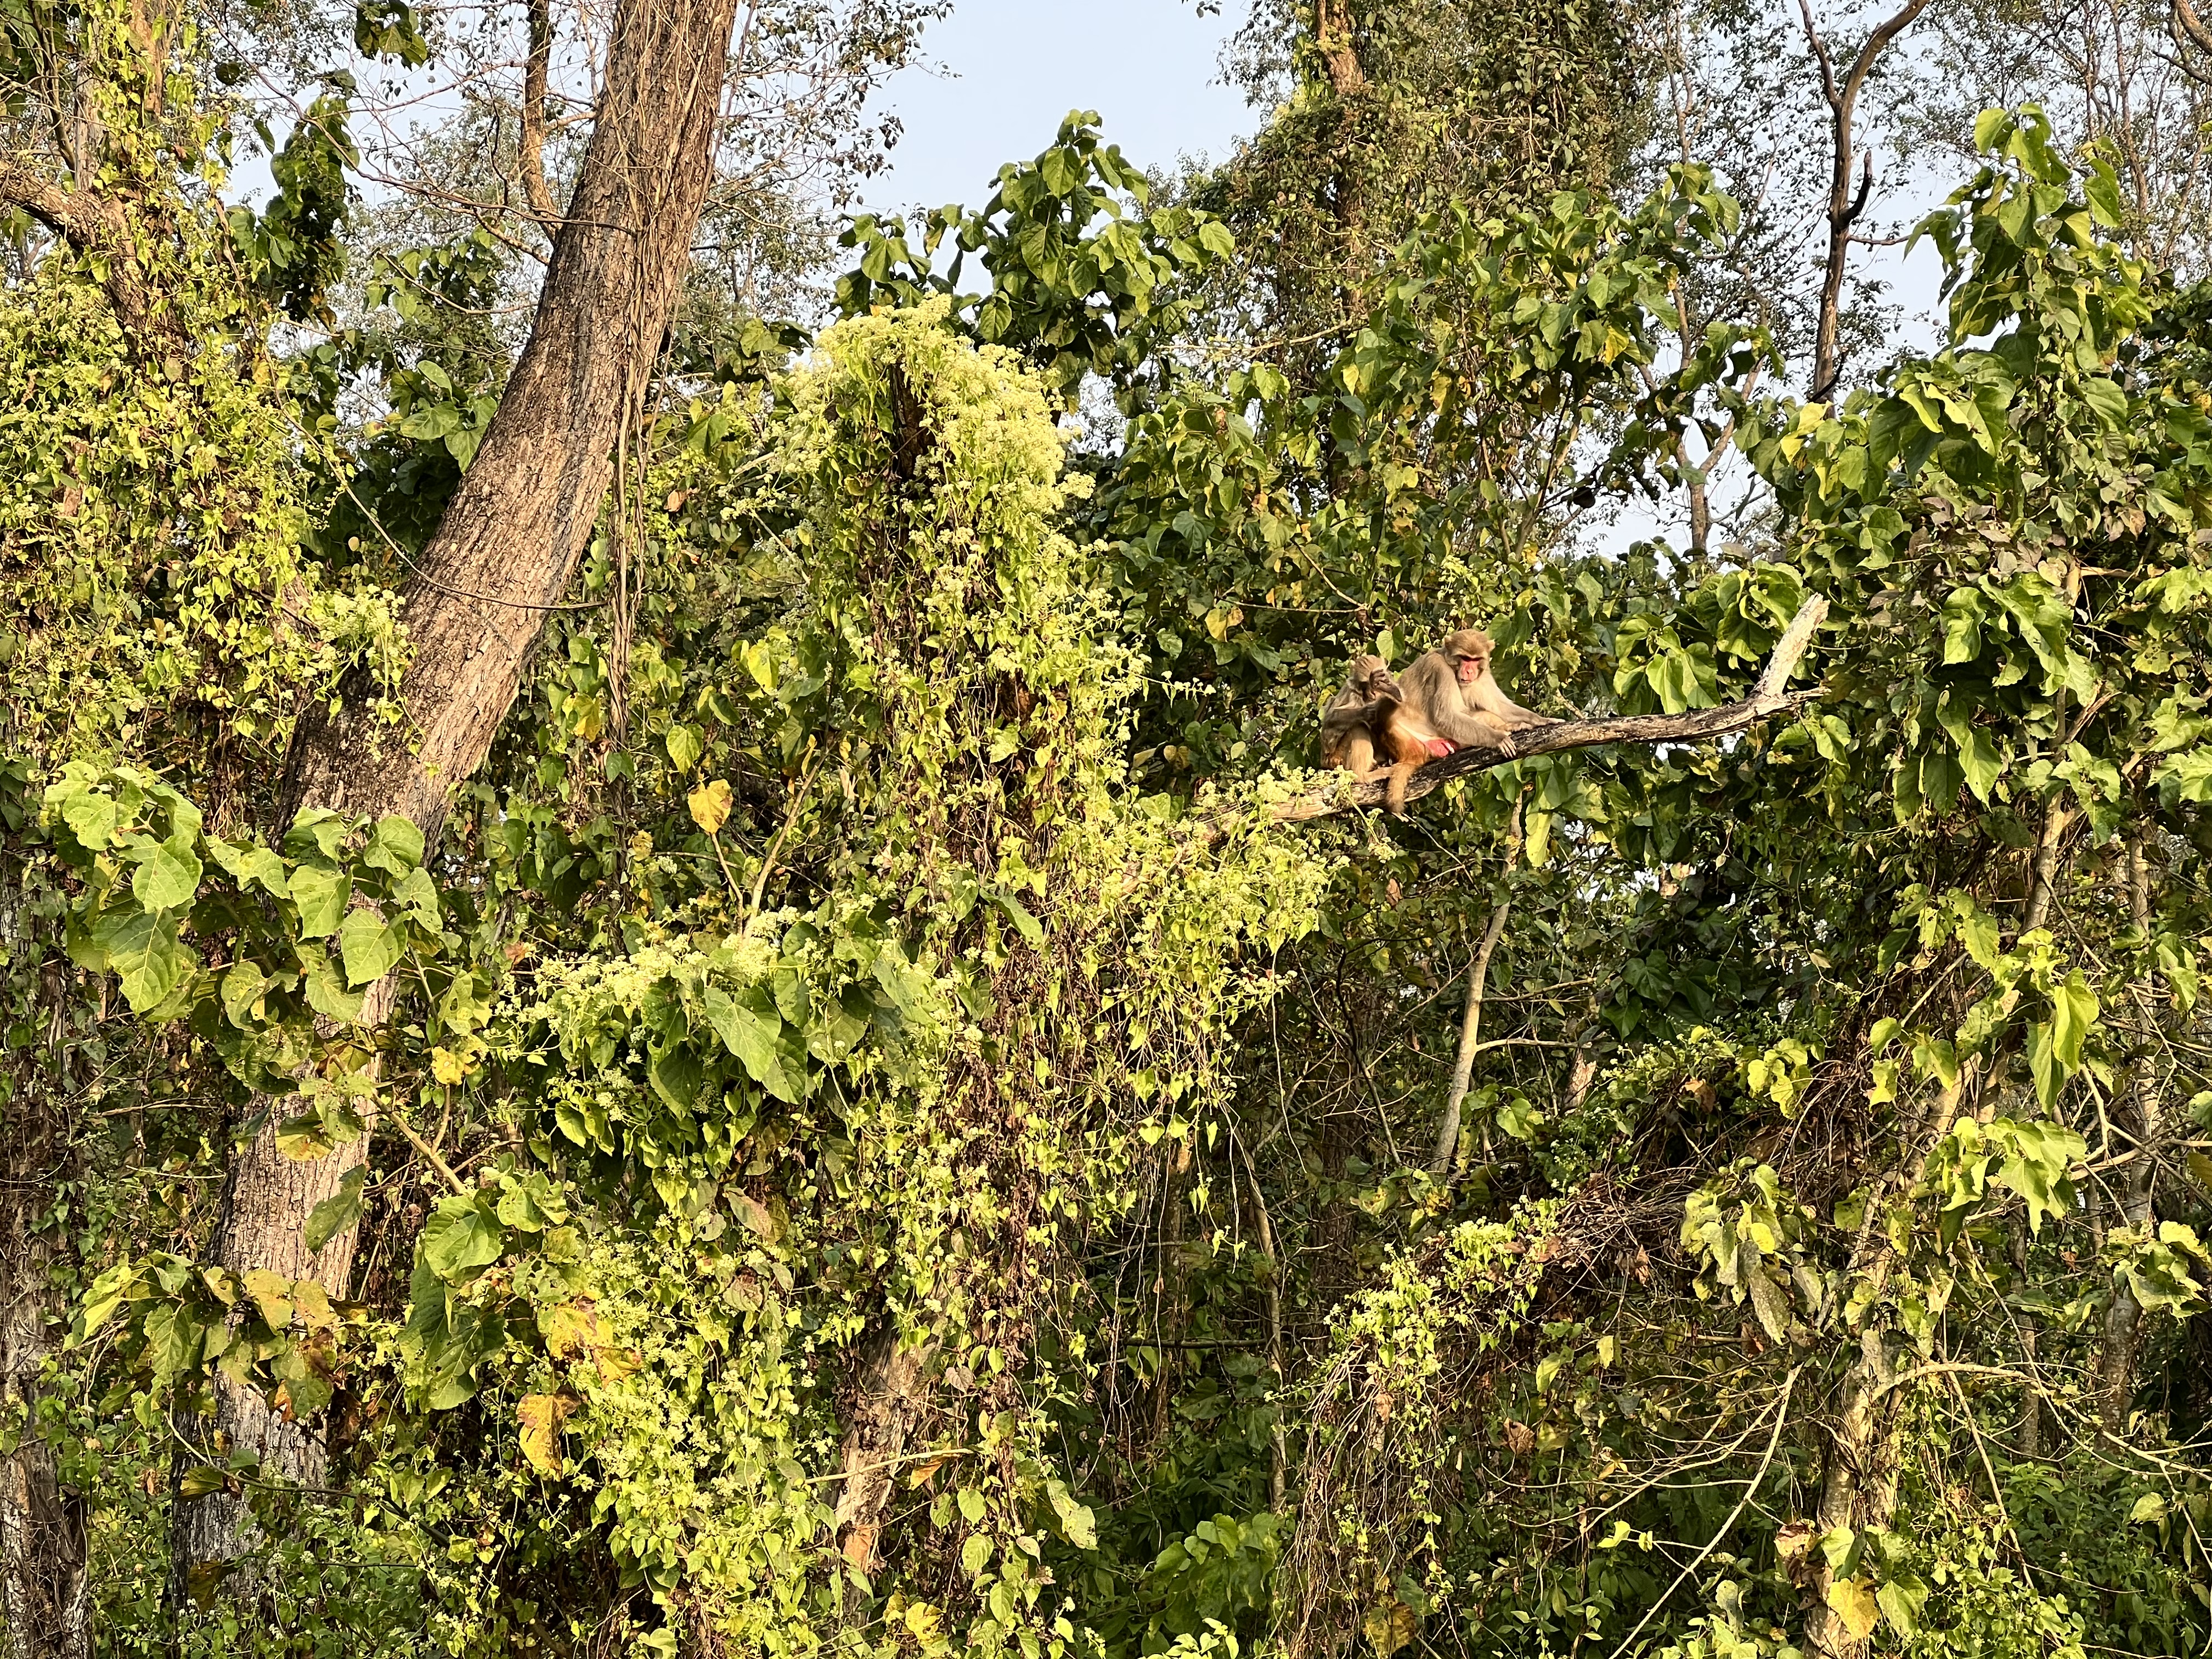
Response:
[2100, 831, 2166, 1427]
[1430, 896, 1510, 1177]
[174, 0, 742, 1583]
[2, 1109, 88, 1659]
[1804, 1065, 1970, 1659]
[1804, 1327, 1903, 1659]
[831, 1330, 933, 1578]
[0, 935, 89, 1658]
[1796, 0, 1932, 400]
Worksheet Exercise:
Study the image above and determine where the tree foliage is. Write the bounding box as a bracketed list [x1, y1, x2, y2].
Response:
[8, 0, 2212, 1656]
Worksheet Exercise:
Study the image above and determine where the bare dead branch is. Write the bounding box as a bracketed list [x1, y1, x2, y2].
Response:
[1272, 595, 1829, 823]
[1801, 0, 1935, 399]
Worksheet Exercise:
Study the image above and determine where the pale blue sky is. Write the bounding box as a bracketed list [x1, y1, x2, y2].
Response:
[863, 0, 1255, 216]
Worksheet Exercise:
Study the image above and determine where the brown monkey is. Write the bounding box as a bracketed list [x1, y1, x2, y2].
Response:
[1322, 654, 1456, 813]
[1395, 628, 1554, 759]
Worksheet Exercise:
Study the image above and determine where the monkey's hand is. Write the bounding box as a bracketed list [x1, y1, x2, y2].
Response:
[1496, 732, 1519, 759]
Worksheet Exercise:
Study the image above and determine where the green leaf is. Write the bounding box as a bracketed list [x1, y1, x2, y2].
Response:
[702, 985, 802, 1103]
[363, 815, 425, 875]
[296, 942, 366, 1024]
[1876, 1575, 1928, 1638]
[289, 864, 351, 938]
[2051, 969, 2099, 1071]
[98, 905, 190, 1015]
[131, 837, 203, 911]
[177, 1463, 229, 1499]
[1747, 1266, 1793, 1341]
[961, 1533, 992, 1578]
[1046, 1479, 1097, 1549]
[338, 907, 403, 988]
[394, 866, 441, 927]
[665, 724, 703, 773]
[54, 783, 118, 850]
[206, 837, 291, 899]
[240, 1267, 294, 1330]
[992, 892, 1045, 949]
[303, 1165, 366, 1254]
[420, 1195, 505, 1282]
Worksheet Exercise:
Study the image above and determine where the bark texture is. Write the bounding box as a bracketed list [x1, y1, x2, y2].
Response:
[0, 159, 178, 352]
[175, 0, 742, 1582]
[0, 919, 88, 1659]
[832, 1331, 934, 1576]
[2, 1101, 88, 1659]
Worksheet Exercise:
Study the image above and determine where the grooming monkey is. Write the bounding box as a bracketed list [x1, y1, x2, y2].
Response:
[1321, 654, 1454, 814]
[1323, 631, 1556, 812]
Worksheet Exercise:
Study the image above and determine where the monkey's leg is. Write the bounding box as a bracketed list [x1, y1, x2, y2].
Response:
[1386, 762, 1415, 815]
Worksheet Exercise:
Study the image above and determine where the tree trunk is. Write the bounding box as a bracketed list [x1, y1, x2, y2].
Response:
[1, 1095, 89, 1659]
[1804, 1329, 1901, 1659]
[831, 1330, 934, 1579]
[173, 0, 742, 1582]
[2100, 831, 2166, 1427]
[1430, 895, 1509, 1177]
[0, 923, 89, 1658]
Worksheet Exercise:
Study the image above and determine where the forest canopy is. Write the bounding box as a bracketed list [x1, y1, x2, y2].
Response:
[5, 1, 2212, 1657]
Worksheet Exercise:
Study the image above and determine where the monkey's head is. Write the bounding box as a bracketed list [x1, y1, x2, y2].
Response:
[1347, 653, 1390, 689]
[1441, 629, 1496, 687]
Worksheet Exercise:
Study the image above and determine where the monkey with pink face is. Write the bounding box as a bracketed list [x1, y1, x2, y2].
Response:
[1394, 628, 1554, 760]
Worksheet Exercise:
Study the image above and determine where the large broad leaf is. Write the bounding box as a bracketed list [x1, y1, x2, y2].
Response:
[54, 784, 118, 850]
[2051, 969, 2099, 1071]
[206, 836, 291, 899]
[130, 836, 203, 912]
[362, 815, 425, 875]
[1046, 1479, 1097, 1549]
[338, 908, 403, 988]
[97, 905, 191, 1014]
[1825, 1576, 1882, 1641]
[296, 943, 365, 1024]
[702, 984, 803, 1103]
[518, 1392, 576, 1475]
[420, 1195, 505, 1281]
[288, 864, 352, 938]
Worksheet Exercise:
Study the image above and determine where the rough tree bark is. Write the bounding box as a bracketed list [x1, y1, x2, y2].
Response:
[1, 972, 89, 1659]
[172, 0, 743, 1583]
[0, 157, 181, 353]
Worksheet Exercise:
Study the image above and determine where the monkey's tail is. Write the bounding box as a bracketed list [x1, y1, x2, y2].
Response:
[1386, 764, 1412, 815]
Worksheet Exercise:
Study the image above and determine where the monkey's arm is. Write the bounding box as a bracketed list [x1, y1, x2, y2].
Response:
[1471, 679, 1553, 730]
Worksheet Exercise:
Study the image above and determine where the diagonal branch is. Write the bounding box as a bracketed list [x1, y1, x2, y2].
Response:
[1272, 594, 1829, 823]
[519, 0, 561, 223]
[2176, 0, 2212, 69]
[0, 156, 174, 347]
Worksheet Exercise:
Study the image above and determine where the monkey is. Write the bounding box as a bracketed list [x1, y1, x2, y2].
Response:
[1395, 628, 1555, 760]
[1322, 654, 1457, 814]
[1321, 654, 1398, 778]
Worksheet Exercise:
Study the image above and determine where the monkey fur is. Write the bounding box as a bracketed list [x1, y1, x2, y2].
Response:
[1322, 654, 1456, 814]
